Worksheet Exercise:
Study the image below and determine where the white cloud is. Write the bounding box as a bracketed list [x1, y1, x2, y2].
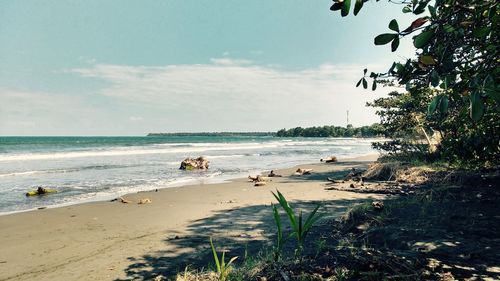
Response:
[0, 88, 144, 136]
[71, 58, 390, 131]
[209, 58, 253, 66]
[129, 116, 144, 122]
[0, 89, 95, 135]
[1, 59, 394, 135]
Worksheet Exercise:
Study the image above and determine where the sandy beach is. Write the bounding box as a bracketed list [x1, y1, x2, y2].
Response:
[0, 155, 383, 281]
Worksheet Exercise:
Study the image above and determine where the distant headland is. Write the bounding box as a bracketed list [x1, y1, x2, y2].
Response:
[147, 123, 384, 138]
[147, 132, 275, 137]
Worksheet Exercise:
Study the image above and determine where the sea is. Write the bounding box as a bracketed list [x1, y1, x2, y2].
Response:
[0, 136, 379, 214]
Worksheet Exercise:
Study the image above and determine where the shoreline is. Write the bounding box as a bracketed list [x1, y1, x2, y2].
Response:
[0, 154, 381, 281]
[0, 153, 379, 217]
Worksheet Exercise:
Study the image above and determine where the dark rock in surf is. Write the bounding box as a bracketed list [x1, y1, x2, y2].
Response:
[179, 157, 209, 170]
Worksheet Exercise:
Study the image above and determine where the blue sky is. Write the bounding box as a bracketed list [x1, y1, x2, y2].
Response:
[0, 0, 415, 135]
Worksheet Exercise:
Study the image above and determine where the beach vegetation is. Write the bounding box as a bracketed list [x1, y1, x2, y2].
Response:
[271, 203, 287, 261]
[209, 237, 238, 281]
[271, 190, 323, 257]
[174, 165, 499, 280]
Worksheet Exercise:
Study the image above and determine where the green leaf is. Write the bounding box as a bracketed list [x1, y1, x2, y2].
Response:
[469, 76, 480, 88]
[272, 204, 282, 237]
[430, 70, 440, 87]
[391, 36, 400, 52]
[414, 2, 427, 14]
[470, 92, 484, 121]
[419, 55, 436, 65]
[330, 2, 342, 11]
[353, 0, 363, 16]
[389, 19, 399, 32]
[394, 63, 404, 74]
[428, 96, 440, 114]
[439, 95, 449, 113]
[428, 5, 437, 18]
[405, 83, 412, 92]
[362, 78, 368, 89]
[374, 33, 396, 45]
[298, 211, 303, 238]
[303, 205, 322, 232]
[273, 190, 298, 233]
[414, 30, 433, 48]
[372, 80, 377, 91]
[473, 27, 490, 38]
[210, 237, 221, 272]
[402, 6, 412, 13]
[341, 0, 351, 17]
[483, 75, 500, 102]
[388, 62, 396, 74]
[485, 86, 500, 102]
[356, 78, 362, 87]
[363, 68, 367, 75]
[443, 24, 454, 33]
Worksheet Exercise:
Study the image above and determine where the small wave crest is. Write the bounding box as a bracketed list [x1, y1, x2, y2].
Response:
[0, 142, 283, 162]
[0, 164, 140, 178]
[0, 171, 43, 178]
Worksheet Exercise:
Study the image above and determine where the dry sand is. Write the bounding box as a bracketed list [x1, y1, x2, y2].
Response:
[0, 155, 383, 281]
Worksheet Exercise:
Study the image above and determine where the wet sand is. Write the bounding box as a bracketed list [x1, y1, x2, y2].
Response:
[0, 155, 383, 281]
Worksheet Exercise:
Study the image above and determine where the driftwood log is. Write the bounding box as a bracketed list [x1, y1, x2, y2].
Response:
[179, 157, 209, 170]
[293, 168, 313, 176]
[248, 175, 270, 182]
[320, 156, 338, 163]
[268, 170, 282, 177]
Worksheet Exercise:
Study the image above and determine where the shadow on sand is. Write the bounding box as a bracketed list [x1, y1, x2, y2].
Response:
[115, 196, 378, 280]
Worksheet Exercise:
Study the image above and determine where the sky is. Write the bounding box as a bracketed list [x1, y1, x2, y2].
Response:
[0, 0, 416, 136]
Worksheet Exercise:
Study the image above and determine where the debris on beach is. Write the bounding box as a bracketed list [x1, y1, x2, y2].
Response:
[372, 201, 384, 210]
[179, 156, 209, 170]
[254, 181, 267, 187]
[325, 180, 416, 195]
[248, 175, 260, 181]
[320, 156, 338, 163]
[327, 177, 344, 183]
[119, 197, 132, 204]
[153, 274, 166, 281]
[268, 170, 282, 177]
[293, 168, 312, 176]
[248, 175, 269, 182]
[344, 168, 364, 181]
[138, 198, 152, 204]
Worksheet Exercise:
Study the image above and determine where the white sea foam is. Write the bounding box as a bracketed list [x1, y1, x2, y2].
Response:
[0, 138, 384, 162]
[0, 143, 278, 162]
[0, 171, 43, 177]
[0, 137, 382, 215]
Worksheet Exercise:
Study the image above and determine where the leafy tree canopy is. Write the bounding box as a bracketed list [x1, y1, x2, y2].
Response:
[276, 124, 385, 138]
[331, 0, 499, 122]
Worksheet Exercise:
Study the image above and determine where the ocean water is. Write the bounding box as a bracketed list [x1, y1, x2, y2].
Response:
[0, 136, 378, 214]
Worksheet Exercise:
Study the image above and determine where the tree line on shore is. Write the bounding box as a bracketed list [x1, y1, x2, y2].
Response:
[276, 123, 385, 138]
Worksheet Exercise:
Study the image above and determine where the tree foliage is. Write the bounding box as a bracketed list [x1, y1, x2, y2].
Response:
[368, 89, 500, 165]
[276, 124, 384, 138]
[330, 0, 499, 166]
[333, 0, 499, 119]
